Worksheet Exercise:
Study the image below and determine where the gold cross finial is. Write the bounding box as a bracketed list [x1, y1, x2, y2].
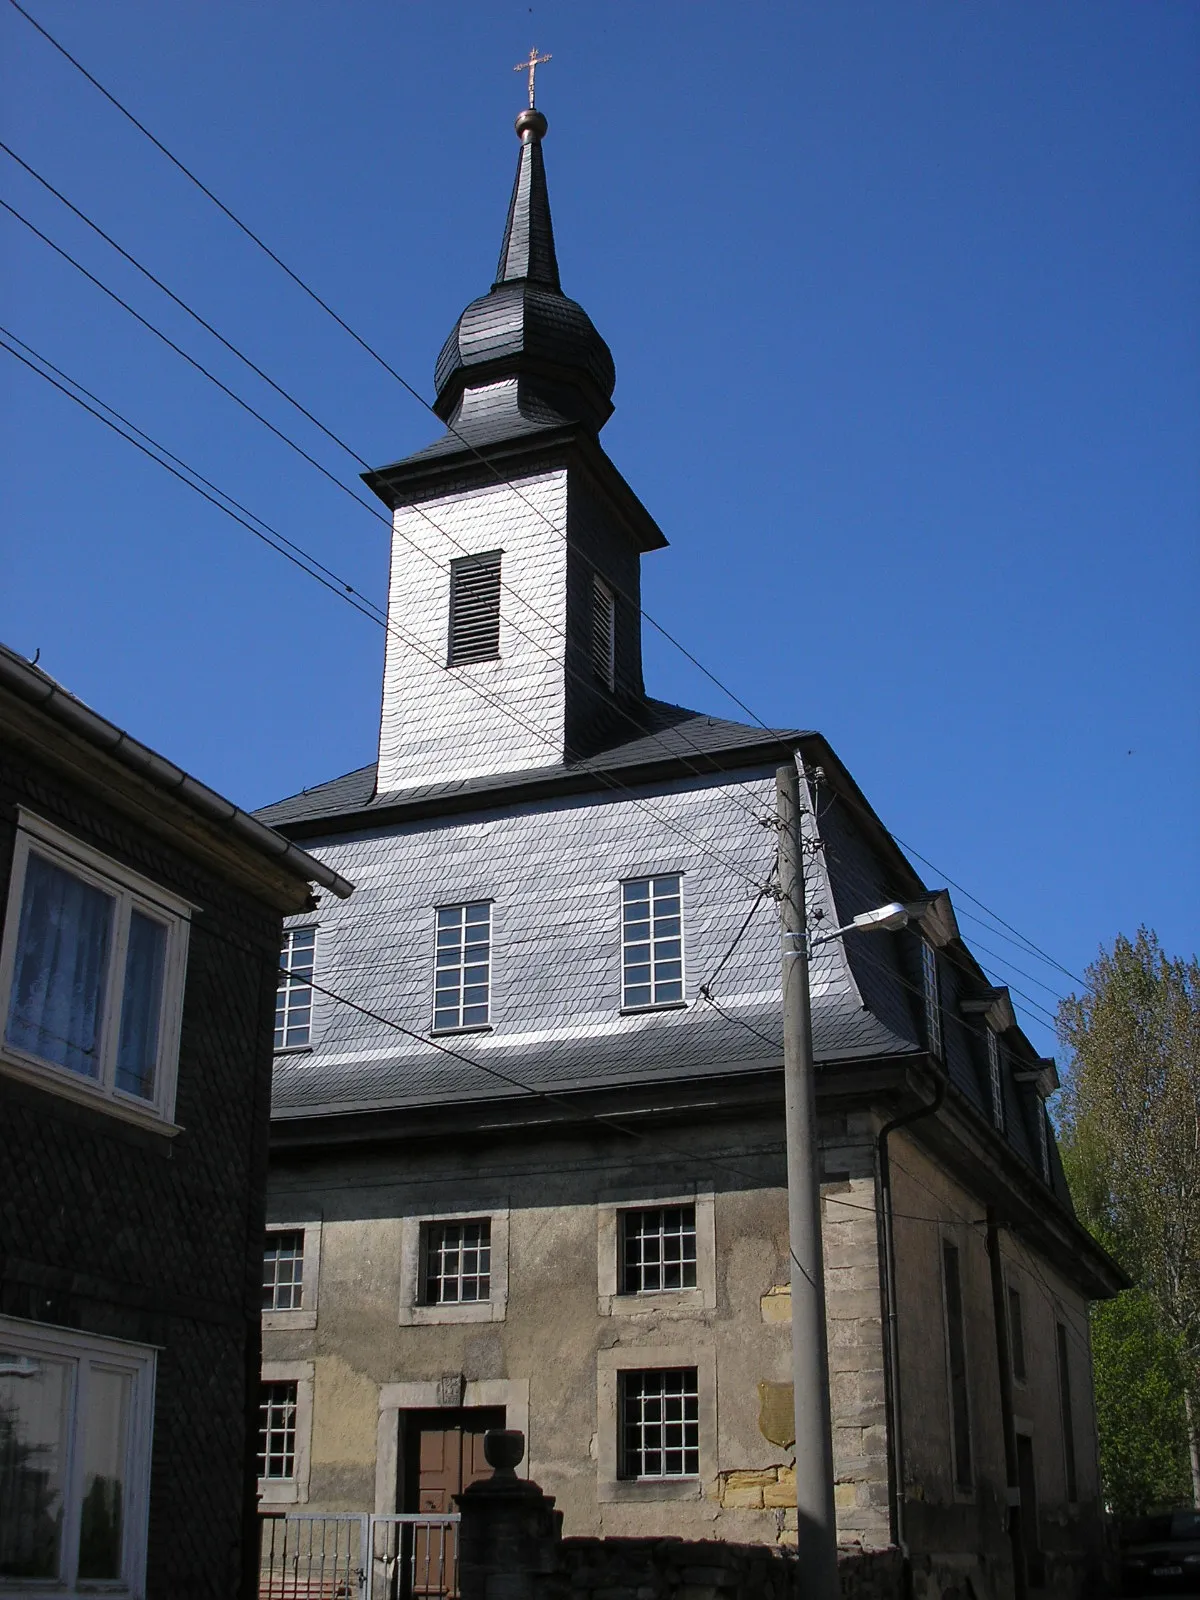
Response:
[515, 47, 551, 109]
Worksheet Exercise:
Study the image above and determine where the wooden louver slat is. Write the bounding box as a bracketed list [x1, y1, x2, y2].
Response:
[591, 575, 615, 689]
[448, 552, 502, 666]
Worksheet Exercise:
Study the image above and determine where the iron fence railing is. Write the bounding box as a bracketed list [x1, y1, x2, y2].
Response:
[258, 1512, 460, 1600]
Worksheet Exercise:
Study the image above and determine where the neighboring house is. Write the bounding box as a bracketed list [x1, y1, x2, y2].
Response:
[0, 643, 352, 1600]
[254, 105, 1123, 1598]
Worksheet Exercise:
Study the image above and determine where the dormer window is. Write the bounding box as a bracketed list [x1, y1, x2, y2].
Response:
[448, 552, 502, 666]
[986, 1028, 1005, 1131]
[921, 940, 943, 1059]
[592, 576, 615, 690]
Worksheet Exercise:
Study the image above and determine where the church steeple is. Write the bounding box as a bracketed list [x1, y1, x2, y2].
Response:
[367, 91, 666, 794]
[495, 109, 561, 290]
[432, 108, 616, 436]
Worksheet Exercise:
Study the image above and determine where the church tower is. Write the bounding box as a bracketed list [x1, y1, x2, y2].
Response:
[364, 101, 667, 792]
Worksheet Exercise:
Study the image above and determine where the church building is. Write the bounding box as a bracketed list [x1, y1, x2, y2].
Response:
[255, 96, 1121, 1600]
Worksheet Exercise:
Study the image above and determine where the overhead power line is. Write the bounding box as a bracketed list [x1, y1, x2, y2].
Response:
[5, 0, 768, 734]
[0, 329, 773, 893]
[5, 0, 1087, 1004]
[0, 155, 778, 837]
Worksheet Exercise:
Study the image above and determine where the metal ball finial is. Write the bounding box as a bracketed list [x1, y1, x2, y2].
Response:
[515, 108, 548, 143]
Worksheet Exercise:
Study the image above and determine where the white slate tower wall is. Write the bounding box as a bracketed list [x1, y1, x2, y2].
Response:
[377, 470, 568, 790]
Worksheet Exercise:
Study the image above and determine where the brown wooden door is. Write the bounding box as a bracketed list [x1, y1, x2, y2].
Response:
[404, 1409, 503, 1597]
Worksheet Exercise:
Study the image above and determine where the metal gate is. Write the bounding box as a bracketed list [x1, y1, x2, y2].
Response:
[259, 1513, 460, 1600]
[366, 1514, 459, 1600]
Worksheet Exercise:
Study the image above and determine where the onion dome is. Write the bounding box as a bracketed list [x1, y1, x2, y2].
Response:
[433, 108, 616, 436]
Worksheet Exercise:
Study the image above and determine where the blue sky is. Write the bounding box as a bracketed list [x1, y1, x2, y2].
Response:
[2, 1, 1196, 1054]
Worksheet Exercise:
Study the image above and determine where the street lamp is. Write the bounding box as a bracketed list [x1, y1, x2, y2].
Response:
[776, 765, 911, 1600]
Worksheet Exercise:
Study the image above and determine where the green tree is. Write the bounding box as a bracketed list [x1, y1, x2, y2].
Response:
[1057, 928, 1200, 1510]
[1090, 1286, 1191, 1516]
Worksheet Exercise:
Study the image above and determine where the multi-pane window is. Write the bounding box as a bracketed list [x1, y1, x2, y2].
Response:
[448, 551, 502, 666]
[433, 903, 491, 1031]
[263, 1231, 305, 1312]
[1008, 1285, 1027, 1383]
[942, 1241, 973, 1490]
[987, 1029, 1005, 1131]
[621, 876, 684, 1009]
[922, 940, 943, 1059]
[258, 1382, 298, 1480]
[619, 1368, 699, 1480]
[0, 819, 188, 1120]
[0, 1316, 155, 1591]
[1037, 1105, 1051, 1183]
[421, 1220, 491, 1305]
[275, 926, 316, 1050]
[621, 1207, 697, 1294]
[1056, 1323, 1077, 1501]
[592, 576, 616, 690]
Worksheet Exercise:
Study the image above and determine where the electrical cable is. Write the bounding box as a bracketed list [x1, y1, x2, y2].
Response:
[5, 0, 770, 735]
[0, 32, 1091, 1001]
[0, 171, 779, 842]
[0, 330, 771, 891]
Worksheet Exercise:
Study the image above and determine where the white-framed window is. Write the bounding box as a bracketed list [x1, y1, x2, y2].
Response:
[621, 1207, 697, 1295]
[921, 939, 943, 1059]
[262, 1222, 321, 1332]
[621, 876, 684, 1010]
[618, 1368, 700, 1480]
[0, 811, 190, 1130]
[1007, 1283, 1027, 1383]
[258, 1382, 298, 1480]
[257, 1362, 314, 1506]
[592, 576, 616, 690]
[448, 551, 502, 666]
[1036, 1104, 1051, 1183]
[398, 1208, 510, 1327]
[433, 903, 491, 1032]
[0, 1314, 155, 1595]
[987, 1028, 1005, 1131]
[275, 926, 316, 1050]
[421, 1219, 491, 1305]
[941, 1238, 973, 1493]
[597, 1194, 716, 1317]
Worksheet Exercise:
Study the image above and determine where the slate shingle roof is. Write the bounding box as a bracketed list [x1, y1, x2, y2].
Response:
[255, 702, 805, 832]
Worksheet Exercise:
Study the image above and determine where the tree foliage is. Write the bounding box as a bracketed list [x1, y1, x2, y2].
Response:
[1090, 1286, 1192, 1516]
[1057, 928, 1200, 1510]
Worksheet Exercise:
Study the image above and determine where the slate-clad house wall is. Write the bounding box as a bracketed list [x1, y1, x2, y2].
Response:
[255, 102, 1122, 1600]
[0, 644, 350, 1600]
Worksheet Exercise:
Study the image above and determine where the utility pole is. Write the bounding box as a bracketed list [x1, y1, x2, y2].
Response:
[777, 760, 839, 1599]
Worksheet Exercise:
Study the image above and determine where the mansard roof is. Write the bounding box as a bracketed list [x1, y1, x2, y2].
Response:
[255, 701, 804, 833]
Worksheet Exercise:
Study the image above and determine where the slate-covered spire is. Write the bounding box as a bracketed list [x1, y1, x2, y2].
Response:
[495, 109, 561, 290]
[431, 107, 616, 437]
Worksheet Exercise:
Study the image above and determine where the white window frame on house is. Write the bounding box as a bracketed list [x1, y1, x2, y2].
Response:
[1036, 1104, 1052, 1184]
[262, 1221, 322, 1333]
[591, 575, 616, 690]
[257, 1360, 314, 1506]
[940, 1234, 975, 1497]
[0, 1313, 156, 1598]
[398, 1207, 509, 1326]
[620, 874, 685, 1011]
[0, 810, 191, 1133]
[431, 902, 492, 1033]
[596, 1193, 717, 1316]
[595, 1344, 716, 1503]
[1006, 1279, 1028, 1385]
[275, 925, 317, 1052]
[986, 1028, 1005, 1131]
[921, 939, 943, 1059]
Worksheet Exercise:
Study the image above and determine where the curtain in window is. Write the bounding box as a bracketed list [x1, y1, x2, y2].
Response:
[115, 911, 167, 1099]
[6, 854, 114, 1078]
